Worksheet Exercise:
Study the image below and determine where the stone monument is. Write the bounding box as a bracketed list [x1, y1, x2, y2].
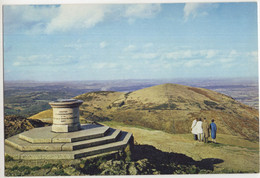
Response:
[5, 98, 133, 160]
[49, 99, 83, 132]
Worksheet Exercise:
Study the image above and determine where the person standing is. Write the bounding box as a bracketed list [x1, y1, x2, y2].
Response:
[210, 119, 217, 143]
[202, 118, 209, 143]
[191, 118, 198, 140]
[195, 118, 203, 142]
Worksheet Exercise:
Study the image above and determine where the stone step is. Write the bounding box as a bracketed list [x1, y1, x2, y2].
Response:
[74, 132, 133, 159]
[19, 124, 110, 143]
[5, 128, 121, 151]
[5, 135, 64, 151]
[62, 129, 121, 151]
[5, 132, 133, 160]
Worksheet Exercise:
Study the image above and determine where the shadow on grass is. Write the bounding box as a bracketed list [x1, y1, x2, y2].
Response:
[198, 158, 224, 170]
[131, 144, 223, 173]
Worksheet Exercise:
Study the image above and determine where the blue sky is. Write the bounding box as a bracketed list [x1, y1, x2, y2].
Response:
[3, 3, 258, 81]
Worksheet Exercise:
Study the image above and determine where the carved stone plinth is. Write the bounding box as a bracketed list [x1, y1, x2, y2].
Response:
[49, 99, 83, 133]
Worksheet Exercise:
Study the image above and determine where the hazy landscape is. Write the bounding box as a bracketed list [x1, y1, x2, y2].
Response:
[4, 79, 259, 175]
[4, 78, 258, 117]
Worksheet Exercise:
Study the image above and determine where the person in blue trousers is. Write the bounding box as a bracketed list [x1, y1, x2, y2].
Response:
[210, 119, 217, 143]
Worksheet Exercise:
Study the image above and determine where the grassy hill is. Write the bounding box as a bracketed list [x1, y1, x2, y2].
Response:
[6, 83, 260, 174]
[30, 83, 259, 141]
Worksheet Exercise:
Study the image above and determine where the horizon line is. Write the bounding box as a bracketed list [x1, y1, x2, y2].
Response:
[3, 76, 259, 83]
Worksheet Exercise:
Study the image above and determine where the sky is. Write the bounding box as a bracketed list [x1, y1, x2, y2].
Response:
[3, 3, 258, 81]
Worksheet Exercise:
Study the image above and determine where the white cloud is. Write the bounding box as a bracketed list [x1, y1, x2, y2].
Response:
[99, 41, 108, 48]
[201, 60, 215, 67]
[92, 62, 118, 69]
[183, 3, 219, 21]
[219, 58, 232, 63]
[123, 47, 248, 70]
[143, 43, 154, 48]
[64, 44, 81, 50]
[64, 39, 89, 50]
[5, 4, 161, 34]
[4, 5, 58, 34]
[123, 4, 161, 25]
[123, 45, 137, 52]
[247, 51, 258, 59]
[132, 52, 158, 59]
[222, 63, 236, 69]
[184, 3, 201, 20]
[200, 49, 218, 59]
[248, 51, 258, 63]
[183, 59, 201, 67]
[123, 64, 133, 70]
[13, 55, 76, 66]
[124, 4, 161, 19]
[165, 49, 218, 60]
[219, 50, 238, 64]
[45, 5, 110, 33]
[165, 50, 192, 59]
[228, 50, 238, 57]
[64, 43, 83, 50]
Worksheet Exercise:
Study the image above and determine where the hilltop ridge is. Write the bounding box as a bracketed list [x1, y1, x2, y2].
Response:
[31, 83, 259, 141]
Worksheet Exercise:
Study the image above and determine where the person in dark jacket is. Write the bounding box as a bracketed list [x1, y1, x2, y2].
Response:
[210, 119, 217, 143]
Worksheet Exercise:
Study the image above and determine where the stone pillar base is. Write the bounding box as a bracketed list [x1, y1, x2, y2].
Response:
[52, 123, 81, 133]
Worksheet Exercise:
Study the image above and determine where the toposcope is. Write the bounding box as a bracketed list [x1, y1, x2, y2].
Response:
[49, 99, 83, 132]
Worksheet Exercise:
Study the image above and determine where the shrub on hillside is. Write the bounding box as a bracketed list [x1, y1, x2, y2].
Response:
[4, 115, 48, 138]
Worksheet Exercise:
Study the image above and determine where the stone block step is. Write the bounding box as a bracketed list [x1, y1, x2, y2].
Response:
[5, 132, 133, 160]
[5, 135, 64, 151]
[62, 128, 121, 151]
[19, 124, 110, 143]
[74, 132, 132, 159]
[5, 128, 121, 151]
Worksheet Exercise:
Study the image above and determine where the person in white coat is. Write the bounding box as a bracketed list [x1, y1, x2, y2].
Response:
[195, 118, 203, 142]
[191, 118, 198, 140]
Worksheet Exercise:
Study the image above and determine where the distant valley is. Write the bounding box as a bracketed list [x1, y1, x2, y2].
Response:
[4, 78, 258, 117]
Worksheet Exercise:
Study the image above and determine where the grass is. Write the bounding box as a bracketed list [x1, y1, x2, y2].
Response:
[104, 123, 259, 173]
[100, 120, 155, 131]
[142, 103, 177, 110]
[42, 163, 54, 169]
[29, 109, 53, 120]
[204, 100, 218, 107]
[18, 165, 31, 172]
[10, 165, 19, 171]
[31, 166, 41, 171]
[187, 87, 219, 102]
[5, 155, 14, 162]
[54, 169, 68, 176]
[207, 142, 224, 148]
[5, 132, 258, 176]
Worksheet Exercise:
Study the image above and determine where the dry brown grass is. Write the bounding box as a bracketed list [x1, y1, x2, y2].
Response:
[101, 121, 259, 173]
[187, 87, 219, 102]
[30, 83, 259, 141]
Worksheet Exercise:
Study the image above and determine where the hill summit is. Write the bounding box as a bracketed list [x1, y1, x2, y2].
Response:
[31, 83, 259, 140]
